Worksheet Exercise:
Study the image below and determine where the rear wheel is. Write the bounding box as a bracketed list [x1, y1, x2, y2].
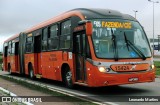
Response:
[64, 68, 74, 88]
[29, 64, 34, 79]
[8, 65, 11, 74]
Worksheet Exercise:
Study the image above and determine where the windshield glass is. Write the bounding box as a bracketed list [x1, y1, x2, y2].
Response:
[91, 19, 151, 59]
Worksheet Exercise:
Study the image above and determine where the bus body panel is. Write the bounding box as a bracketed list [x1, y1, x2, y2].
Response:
[24, 51, 75, 82]
[85, 59, 155, 87]
[3, 56, 7, 71]
[25, 53, 35, 75]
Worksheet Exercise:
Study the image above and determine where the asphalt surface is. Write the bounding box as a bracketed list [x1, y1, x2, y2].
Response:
[0, 71, 81, 105]
[1, 71, 160, 105]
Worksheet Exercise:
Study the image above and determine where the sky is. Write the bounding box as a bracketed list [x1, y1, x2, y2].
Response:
[0, 0, 160, 52]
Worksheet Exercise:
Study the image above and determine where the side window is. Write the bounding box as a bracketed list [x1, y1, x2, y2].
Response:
[60, 20, 71, 49]
[49, 25, 57, 38]
[4, 43, 8, 57]
[48, 25, 58, 50]
[11, 42, 15, 54]
[42, 28, 48, 40]
[8, 41, 12, 55]
[42, 27, 48, 51]
[26, 33, 33, 53]
[27, 37, 32, 43]
[75, 35, 81, 53]
[61, 20, 71, 35]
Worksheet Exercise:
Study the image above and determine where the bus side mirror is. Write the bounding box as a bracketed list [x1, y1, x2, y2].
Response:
[86, 22, 92, 36]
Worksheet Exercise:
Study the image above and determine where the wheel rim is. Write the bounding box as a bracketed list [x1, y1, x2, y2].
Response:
[9, 67, 11, 74]
[10, 68, 11, 73]
[66, 71, 72, 86]
[30, 69, 33, 78]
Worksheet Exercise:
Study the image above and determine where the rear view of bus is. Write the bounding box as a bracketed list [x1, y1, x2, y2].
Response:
[75, 8, 155, 87]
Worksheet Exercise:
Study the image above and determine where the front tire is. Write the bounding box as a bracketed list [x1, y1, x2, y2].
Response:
[65, 70, 74, 88]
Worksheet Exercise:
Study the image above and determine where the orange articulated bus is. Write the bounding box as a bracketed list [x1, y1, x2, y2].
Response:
[3, 8, 155, 88]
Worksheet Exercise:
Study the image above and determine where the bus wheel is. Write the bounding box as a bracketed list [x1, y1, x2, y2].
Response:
[65, 70, 74, 88]
[29, 64, 34, 79]
[8, 65, 11, 74]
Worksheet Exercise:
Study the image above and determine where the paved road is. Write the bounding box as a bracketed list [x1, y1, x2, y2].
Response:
[0, 71, 79, 105]
[70, 78, 160, 105]
[1, 71, 160, 105]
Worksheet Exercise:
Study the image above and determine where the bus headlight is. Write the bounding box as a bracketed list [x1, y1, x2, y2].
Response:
[98, 67, 111, 73]
[98, 67, 106, 72]
[151, 64, 155, 70]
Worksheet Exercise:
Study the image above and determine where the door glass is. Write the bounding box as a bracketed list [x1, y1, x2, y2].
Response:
[76, 35, 81, 53]
[75, 33, 87, 82]
[82, 34, 86, 56]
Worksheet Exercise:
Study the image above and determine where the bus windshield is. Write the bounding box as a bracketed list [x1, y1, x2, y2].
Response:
[91, 19, 151, 59]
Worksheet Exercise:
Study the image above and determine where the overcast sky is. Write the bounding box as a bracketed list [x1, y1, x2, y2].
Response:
[0, 0, 160, 51]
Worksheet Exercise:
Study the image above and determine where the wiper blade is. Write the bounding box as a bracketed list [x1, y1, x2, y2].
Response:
[111, 29, 118, 61]
[123, 32, 146, 60]
[124, 32, 130, 51]
[128, 41, 146, 60]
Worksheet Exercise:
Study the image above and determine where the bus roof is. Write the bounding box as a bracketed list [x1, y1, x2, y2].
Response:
[4, 8, 136, 42]
[72, 8, 136, 20]
[4, 34, 19, 43]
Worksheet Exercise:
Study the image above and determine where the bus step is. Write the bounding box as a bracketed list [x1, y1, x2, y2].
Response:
[36, 74, 42, 79]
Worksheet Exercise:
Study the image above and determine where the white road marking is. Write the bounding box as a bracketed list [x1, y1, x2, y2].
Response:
[0, 87, 34, 105]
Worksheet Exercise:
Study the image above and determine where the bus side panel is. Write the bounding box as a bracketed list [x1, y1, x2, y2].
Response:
[24, 53, 35, 75]
[40, 51, 74, 81]
[10, 55, 19, 73]
[7, 56, 11, 71]
[3, 56, 7, 71]
[10, 55, 16, 73]
[37, 53, 42, 74]
[34, 53, 38, 74]
[3, 45, 8, 71]
[85, 61, 95, 86]
[25, 53, 41, 76]
[49, 51, 74, 82]
[54, 51, 63, 81]
[17, 55, 20, 72]
[41, 52, 56, 80]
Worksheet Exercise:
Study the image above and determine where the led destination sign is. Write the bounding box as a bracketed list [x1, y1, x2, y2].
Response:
[93, 21, 132, 29]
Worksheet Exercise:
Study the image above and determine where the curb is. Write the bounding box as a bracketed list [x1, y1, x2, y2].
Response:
[0, 74, 118, 105]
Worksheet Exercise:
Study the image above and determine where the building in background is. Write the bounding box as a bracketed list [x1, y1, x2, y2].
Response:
[150, 38, 160, 55]
[150, 38, 160, 50]
[150, 37, 160, 51]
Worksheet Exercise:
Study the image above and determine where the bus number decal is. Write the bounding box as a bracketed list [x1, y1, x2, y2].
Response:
[115, 66, 130, 71]
[93, 21, 101, 27]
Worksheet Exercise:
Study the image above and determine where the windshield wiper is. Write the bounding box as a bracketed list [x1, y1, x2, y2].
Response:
[124, 32, 130, 51]
[123, 32, 146, 60]
[111, 29, 118, 61]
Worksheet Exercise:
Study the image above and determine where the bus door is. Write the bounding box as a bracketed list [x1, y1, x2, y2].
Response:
[34, 35, 42, 75]
[74, 32, 87, 83]
[3, 46, 8, 70]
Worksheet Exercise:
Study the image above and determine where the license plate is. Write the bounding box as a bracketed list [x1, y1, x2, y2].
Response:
[129, 77, 139, 82]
